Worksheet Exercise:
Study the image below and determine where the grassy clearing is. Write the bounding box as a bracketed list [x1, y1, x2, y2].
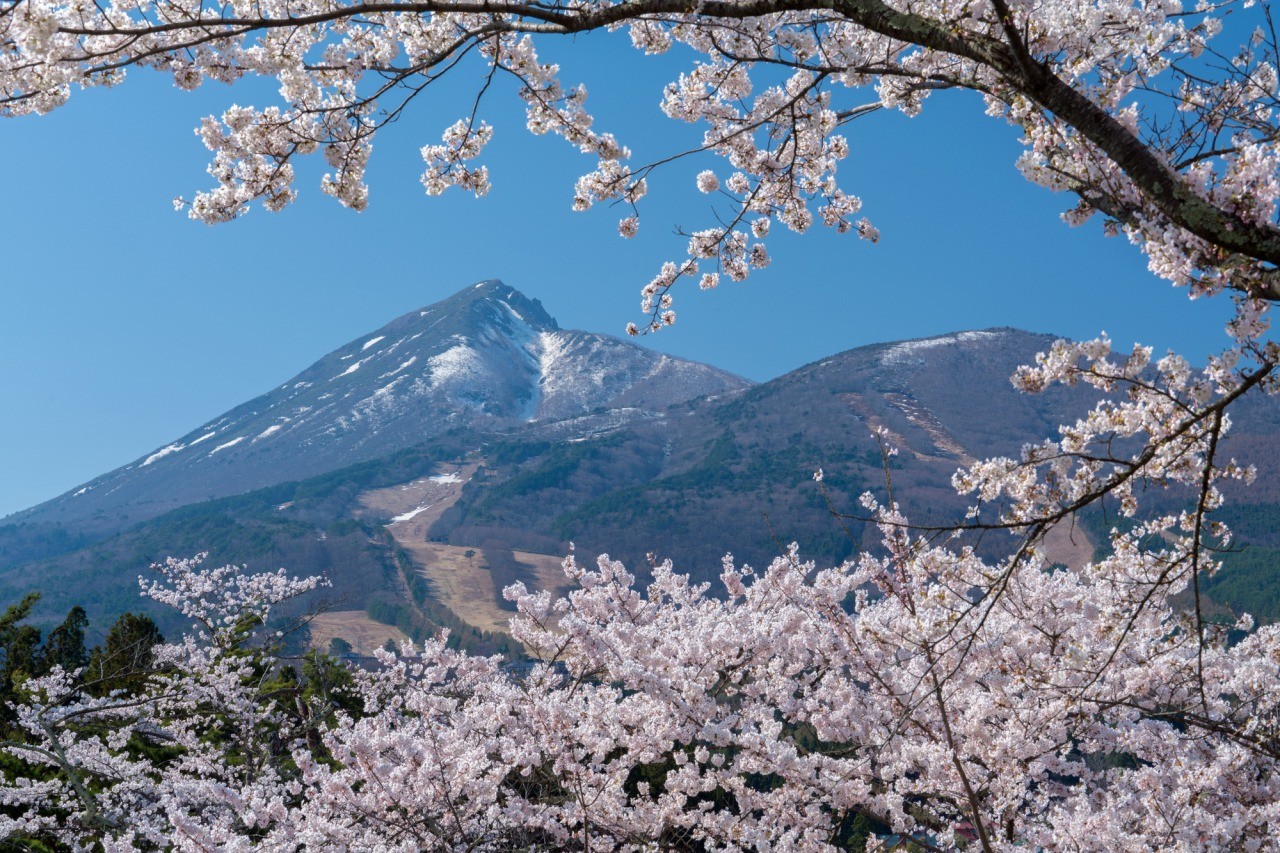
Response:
[309, 610, 411, 655]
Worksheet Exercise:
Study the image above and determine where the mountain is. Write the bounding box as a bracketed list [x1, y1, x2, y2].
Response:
[5, 295, 1280, 650]
[439, 327, 1103, 576]
[7, 281, 749, 535]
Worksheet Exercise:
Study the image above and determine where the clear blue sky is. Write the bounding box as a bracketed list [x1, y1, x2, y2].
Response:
[0, 34, 1235, 518]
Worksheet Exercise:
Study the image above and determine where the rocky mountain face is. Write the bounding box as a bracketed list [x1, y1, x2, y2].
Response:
[7, 281, 748, 535]
[5, 290, 1280, 643]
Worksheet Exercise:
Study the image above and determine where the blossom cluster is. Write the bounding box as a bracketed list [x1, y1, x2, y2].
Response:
[5, 0, 1279, 333]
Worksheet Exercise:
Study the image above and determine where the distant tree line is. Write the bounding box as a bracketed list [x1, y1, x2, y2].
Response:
[0, 594, 164, 737]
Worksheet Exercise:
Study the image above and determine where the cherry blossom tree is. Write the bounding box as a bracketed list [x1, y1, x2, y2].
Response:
[5, 0, 1280, 848]
[3, 452, 1279, 849]
[0, 556, 330, 847]
[2, 0, 1280, 330]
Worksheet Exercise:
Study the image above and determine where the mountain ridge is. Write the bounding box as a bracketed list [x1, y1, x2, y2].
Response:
[7, 280, 749, 534]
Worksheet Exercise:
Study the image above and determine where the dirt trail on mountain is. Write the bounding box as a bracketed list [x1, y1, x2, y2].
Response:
[358, 463, 568, 635]
[839, 391, 1095, 568]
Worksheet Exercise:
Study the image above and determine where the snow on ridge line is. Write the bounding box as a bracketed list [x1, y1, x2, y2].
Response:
[143, 443, 184, 466]
[390, 504, 434, 523]
[189, 432, 218, 446]
[362, 335, 386, 351]
[880, 330, 1001, 365]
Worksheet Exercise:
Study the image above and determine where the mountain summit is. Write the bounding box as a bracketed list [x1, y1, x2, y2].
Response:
[14, 281, 749, 531]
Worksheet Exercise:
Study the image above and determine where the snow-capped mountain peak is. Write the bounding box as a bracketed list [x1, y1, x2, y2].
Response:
[15, 281, 748, 530]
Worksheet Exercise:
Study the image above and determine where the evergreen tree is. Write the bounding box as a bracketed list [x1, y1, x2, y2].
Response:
[0, 593, 41, 732]
[39, 606, 88, 674]
[85, 612, 163, 697]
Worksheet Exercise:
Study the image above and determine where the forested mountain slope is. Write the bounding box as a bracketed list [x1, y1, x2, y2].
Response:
[4, 291, 1280, 644]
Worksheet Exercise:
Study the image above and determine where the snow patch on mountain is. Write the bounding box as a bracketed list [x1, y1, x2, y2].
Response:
[352, 377, 409, 423]
[428, 343, 484, 389]
[501, 300, 526, 324]
[528, 331, 746, 422]
[380, 357, 416, 380]
[534, 331, 617, 419]
[209, 436, 245, 455]
[362, 336, 385, 351]
[391, 504, 434, 523]
[337, 358, 367, 378]
[143, 443, 183, 466]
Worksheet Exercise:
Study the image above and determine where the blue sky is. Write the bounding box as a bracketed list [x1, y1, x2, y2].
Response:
[0, 34, 1236, 517]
